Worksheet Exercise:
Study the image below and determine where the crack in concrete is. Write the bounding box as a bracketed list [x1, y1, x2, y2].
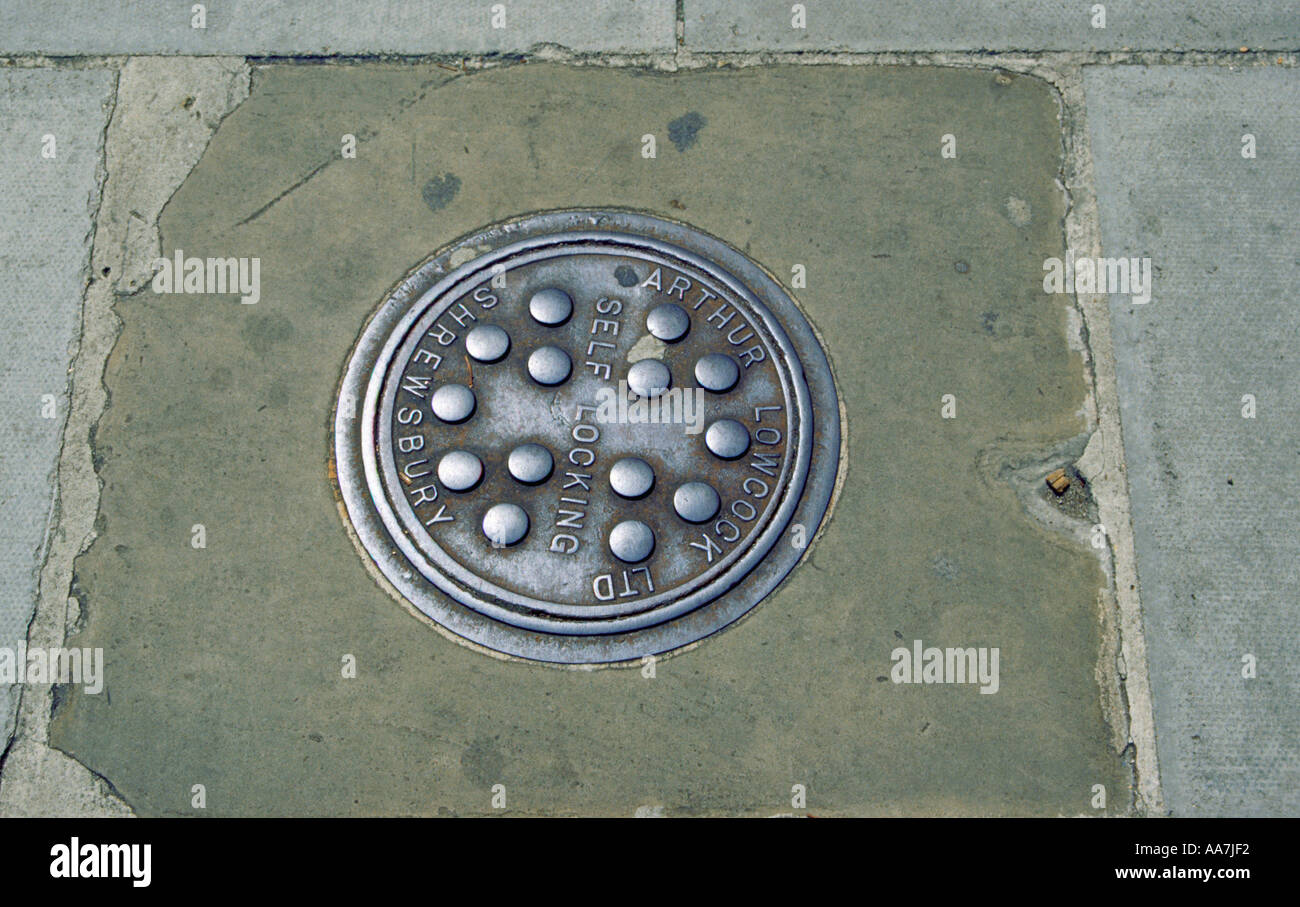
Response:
[232, 158, 331, 229]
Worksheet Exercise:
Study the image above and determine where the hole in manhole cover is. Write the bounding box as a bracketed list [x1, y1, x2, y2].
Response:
[334, 211, 839, 664]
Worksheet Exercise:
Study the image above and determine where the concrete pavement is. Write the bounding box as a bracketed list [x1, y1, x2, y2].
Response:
[687, 1, 1299, 52]
[1085, 64, 1300, 816]
[0, 1, 676, 55]
[1, 1, 1296, 817]
[3, 2, 1295, 56]
[43, 63, 1129, 816]
[0, 67, 115, 751]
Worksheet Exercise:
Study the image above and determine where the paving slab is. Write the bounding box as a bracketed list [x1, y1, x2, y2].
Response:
[0, 67, 115, 750]
[1084, 63, 1300, 816]
[687, 1, 1300, 52]
[51, 62, 1129, 816]
[0, 0, 675, 56]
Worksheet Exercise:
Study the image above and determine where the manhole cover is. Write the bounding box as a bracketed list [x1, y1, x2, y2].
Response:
[334, 211, 839, 664]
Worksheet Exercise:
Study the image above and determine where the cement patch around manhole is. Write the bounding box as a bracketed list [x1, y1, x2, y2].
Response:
[48, 62, 1131, 816]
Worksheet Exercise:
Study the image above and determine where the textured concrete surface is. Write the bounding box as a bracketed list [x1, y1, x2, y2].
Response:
[0, 67, 114, 750]
[1086, 64, 1299, 816]
[0, 57, 249, 818]
[688, 1, 1300, 52]
[0, 0, 675, 56]
[47, 63, 1129, 816]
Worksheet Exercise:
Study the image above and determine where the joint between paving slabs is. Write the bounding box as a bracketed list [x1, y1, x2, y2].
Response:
[1041, 61, 1162, 815]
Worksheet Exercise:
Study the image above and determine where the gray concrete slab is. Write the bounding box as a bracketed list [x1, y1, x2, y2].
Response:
[0, 0, 675, 56]
[1085, 63, 1300, 816]
[687, 2, 1300, 52]
[0, 67, 115, 749]
[49, 62, 1129, 816]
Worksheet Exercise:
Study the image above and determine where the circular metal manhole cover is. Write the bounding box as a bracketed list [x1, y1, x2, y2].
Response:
[334, 210, 839, 664]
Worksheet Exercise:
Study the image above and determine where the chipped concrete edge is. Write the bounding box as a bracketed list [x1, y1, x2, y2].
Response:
[0, 56, 251, 818]
[1042, 61, 1165, 817]
[0, 59, 127, 818]
[1017, 59, 1164, 817]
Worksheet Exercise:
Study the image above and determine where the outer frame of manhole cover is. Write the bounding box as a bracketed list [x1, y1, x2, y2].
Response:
[333, 210, 839, 665]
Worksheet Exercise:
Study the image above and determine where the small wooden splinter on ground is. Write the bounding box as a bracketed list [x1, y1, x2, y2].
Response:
[1046, 467, 1070, 495]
